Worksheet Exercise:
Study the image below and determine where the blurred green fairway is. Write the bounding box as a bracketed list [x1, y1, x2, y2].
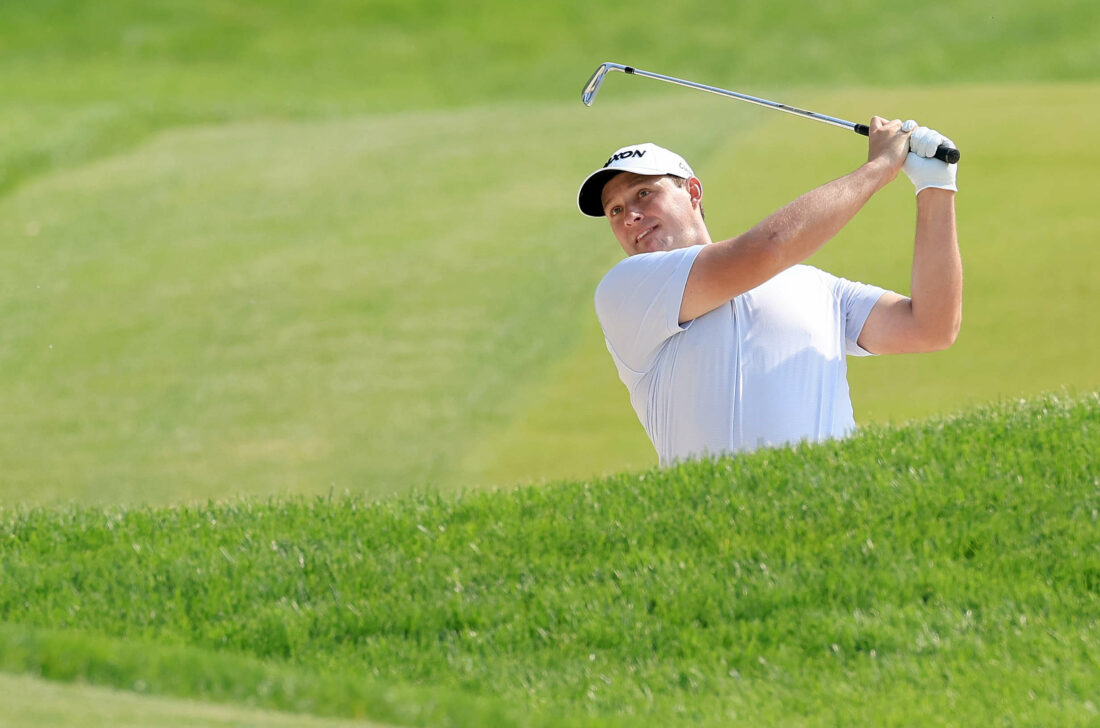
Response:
[2, 1, 1098, 506]
[0, 671, 393, 728]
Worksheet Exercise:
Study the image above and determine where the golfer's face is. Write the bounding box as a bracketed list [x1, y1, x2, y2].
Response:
[601, 173, 698, 256]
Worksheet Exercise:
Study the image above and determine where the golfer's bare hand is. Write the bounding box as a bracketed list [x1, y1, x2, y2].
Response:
[866, 116, 911, 183]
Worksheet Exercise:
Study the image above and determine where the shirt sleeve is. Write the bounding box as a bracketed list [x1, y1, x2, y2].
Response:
[593, 246, 703, 372]
[833, 274, 889, 357]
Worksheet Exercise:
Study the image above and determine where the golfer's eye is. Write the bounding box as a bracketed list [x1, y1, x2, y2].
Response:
[608, 205, 623, 217]
[638, 189, 650, 199]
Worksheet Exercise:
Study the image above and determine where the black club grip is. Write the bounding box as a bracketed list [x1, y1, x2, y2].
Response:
[853, 123, 959, 164]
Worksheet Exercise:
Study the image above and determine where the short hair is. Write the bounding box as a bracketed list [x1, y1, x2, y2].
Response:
[666, 175, 705, 221]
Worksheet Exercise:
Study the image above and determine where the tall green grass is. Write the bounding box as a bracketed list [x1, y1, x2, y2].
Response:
[3, 392, 1098, 726]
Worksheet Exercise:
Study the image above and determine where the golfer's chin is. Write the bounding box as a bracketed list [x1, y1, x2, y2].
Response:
[636, 236, 678, 255]
[618, 236, 675, 256]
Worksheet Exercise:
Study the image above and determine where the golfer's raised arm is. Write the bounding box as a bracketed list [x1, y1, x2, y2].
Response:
[678, 117, 910, 324]
[856, 125, 962, 355]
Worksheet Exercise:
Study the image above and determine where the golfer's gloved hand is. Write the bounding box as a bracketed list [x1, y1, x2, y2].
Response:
[902, 121, 958, 194]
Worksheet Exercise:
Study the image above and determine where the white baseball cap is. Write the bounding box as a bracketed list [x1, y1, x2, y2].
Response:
[577, 142, 697, 218]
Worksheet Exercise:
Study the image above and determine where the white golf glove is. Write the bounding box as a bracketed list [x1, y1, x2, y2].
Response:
[901, 121, 958, 194]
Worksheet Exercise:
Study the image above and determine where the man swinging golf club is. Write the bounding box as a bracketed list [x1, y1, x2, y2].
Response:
[578, 118, 961, 464]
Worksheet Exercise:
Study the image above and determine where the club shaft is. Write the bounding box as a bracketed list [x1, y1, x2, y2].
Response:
[593, 64, 959, 164]
[620, 66, 858, 131]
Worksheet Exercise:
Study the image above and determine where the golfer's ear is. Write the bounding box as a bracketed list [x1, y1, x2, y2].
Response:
[688, 177, 703, 206]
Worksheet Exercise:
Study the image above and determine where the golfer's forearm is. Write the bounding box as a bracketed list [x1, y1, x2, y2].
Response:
[909, 189, 961, 348]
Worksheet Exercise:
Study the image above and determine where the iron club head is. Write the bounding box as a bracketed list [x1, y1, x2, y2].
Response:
[581, 62, 629, 106]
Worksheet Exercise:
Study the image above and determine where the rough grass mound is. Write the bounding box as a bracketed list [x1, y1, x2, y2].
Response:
[2, 392, 1098, 726]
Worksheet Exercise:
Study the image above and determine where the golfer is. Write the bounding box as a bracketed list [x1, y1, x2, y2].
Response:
[578, 117, 960, 464]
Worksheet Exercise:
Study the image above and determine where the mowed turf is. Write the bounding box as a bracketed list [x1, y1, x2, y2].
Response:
[0, 96, 728, 505]
[0, 671, 395, 728]
[0, 0, 1097, 505]
[3, 82, 1099, 503]
[2, 393, 1098, 727]
[1, 0, 1099, 505]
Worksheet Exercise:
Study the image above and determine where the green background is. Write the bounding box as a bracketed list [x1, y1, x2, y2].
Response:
[2, 1, 1097, 505]
[2, 2, 1099, 725]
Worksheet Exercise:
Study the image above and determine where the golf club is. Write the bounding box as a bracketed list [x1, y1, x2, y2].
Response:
[582, 62, 960, 164]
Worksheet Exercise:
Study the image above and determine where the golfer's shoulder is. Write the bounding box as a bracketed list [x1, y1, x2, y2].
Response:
[596, 248, 698, 299]
[604, 247, 703, 281]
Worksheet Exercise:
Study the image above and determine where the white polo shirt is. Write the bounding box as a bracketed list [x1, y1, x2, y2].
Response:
[594, 245, 887, 465]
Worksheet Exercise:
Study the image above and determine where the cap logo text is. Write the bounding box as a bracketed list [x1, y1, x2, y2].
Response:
[606, 149, 646, 166]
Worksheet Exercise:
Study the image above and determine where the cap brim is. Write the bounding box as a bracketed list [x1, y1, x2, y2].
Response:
[577, 169, 624, 218]
[577, 164, 686, 218]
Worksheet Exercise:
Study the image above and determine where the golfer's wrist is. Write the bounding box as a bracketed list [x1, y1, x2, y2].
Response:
[860, 157, 898, 190]
[915, 186, 957, 208]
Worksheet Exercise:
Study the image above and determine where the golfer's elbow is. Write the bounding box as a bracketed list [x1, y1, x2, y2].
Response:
[917, 312, 961, 352]
[927, 327, 960, 353]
